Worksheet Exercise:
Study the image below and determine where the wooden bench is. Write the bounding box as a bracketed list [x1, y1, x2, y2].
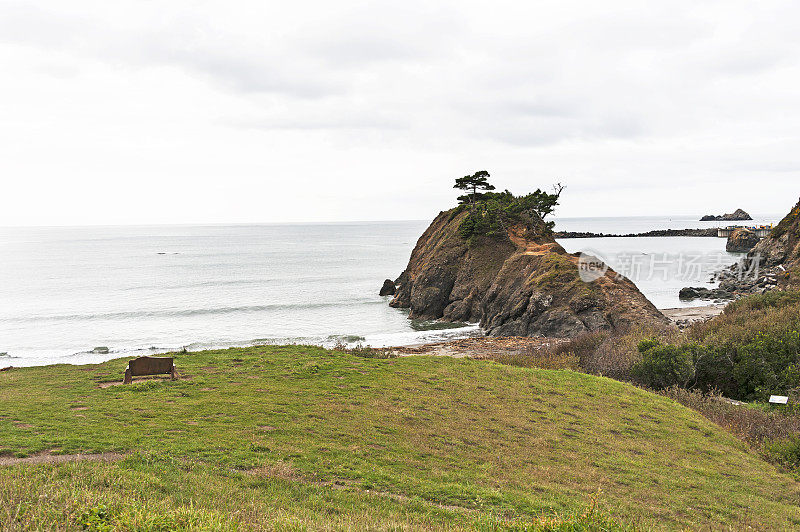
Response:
[123, 356, 178, 384]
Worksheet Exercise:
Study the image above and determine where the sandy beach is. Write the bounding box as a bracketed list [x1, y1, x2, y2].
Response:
[661, 303, 727, 328]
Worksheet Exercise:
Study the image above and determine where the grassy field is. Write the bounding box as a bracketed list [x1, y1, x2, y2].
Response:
[1, 346, 800, 530]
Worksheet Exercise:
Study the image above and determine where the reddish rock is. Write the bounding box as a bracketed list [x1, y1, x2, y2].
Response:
[389, 209, 670, 338]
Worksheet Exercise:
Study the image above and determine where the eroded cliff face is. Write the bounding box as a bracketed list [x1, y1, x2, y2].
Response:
[389, 209, 670, 338]
[748, 198, 800, 287]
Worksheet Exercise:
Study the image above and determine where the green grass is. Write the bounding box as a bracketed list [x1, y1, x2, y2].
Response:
[1, 346, 800, 530]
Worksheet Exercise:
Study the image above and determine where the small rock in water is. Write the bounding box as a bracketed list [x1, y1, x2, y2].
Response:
[379, 279, 396, 296]
[91, 346, 110, 354]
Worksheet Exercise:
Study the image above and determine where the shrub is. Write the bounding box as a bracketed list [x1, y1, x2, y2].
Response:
[688, 290, 800, 346]
[732, 331, 800, 400]
[576, 325, 678, 380]
[764, 437, 800, 470]
[77, 505, 114, 531]
[633, 331, 800, 401]
[660, 386, 800, 442]
[629, 291, 800, 401]
[458, 190, 558, 239]
[631, 341, 697, 389]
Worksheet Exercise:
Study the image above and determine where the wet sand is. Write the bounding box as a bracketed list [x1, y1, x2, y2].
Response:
[661, 304, 727, 328]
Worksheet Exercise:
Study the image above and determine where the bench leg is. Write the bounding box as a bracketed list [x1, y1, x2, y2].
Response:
[123, 367, 132, 384]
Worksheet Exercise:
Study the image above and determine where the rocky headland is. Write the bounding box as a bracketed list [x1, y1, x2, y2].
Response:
[385, 208, 670, 338]
[700, 208, 752, 222]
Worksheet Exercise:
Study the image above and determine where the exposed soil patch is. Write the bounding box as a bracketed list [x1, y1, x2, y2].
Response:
[247, 460, 296, 480]
[98, 375, 191, 388]
[0, 451, 124, 466]
[389, 336, 569, 359]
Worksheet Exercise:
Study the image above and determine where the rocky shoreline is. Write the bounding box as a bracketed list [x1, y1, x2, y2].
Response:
[686, 198, 800, 299]
[678, 261, 784, 303]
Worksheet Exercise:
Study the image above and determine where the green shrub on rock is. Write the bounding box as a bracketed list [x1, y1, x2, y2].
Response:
[452, 172, 565, 240]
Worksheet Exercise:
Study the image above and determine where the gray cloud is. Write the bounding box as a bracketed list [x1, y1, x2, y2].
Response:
[2, 0, 800, 225]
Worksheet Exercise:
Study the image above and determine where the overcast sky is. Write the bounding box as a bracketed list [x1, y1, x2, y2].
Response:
[1, 0, 799, 226]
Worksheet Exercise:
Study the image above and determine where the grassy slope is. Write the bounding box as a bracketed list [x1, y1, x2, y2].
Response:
[1, 346, 799, 530]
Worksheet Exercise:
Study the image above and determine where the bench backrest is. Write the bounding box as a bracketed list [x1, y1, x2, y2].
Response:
[128, 356, 174, 377]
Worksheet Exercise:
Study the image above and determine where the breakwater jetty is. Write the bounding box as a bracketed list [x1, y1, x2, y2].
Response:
[555, 228, 718, 238]
[717, 225, 772, 238]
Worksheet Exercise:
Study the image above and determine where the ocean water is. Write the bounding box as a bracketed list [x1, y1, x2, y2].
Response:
[0, 215, 780, 367]
[554, 214, 780, 310]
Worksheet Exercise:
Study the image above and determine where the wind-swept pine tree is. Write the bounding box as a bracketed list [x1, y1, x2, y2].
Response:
[454, 170, 495, 208]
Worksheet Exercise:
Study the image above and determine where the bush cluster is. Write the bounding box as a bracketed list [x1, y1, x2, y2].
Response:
[632, 331, 800, 401]
[629, 291, 800, 401]
[457, 190, 559, 239]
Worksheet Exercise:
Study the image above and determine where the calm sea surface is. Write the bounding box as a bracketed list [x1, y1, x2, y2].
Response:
[0, 215, 780, 366]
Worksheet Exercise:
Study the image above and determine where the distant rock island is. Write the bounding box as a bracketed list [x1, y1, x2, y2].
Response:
[383, 173, 669, 338]
[700, 208, 752, 221]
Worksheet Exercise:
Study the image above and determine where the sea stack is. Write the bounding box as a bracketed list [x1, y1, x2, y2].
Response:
[388, 208, 669, 338]
[379, 279, 396, 296]
[700, 208, 752, 221]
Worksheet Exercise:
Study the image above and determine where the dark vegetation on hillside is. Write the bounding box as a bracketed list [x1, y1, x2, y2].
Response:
[634, 291, 800, 401]
[452, 170, 564, 240]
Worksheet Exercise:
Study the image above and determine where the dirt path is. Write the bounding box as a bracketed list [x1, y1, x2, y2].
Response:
[389, 336, 569, 358]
